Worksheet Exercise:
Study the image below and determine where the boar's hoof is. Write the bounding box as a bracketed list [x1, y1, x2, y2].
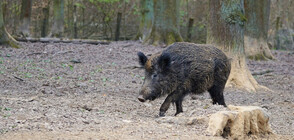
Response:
[159, 111, 165, 117]
[175, 111, 183, 116]
[138, 95, 146, 102]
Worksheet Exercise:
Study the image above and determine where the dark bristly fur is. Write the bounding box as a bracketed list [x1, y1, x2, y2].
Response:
[137, 42, 231, 117]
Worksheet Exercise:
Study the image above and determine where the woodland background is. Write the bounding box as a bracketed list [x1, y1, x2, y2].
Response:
[0, 0, 294, 139]
[3, 0, 294, 45]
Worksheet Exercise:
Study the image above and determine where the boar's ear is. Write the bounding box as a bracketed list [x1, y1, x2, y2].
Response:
[137, 52, 147, 66]
[158, 53, 171, 70]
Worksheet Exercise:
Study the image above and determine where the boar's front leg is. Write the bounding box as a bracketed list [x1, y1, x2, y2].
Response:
[159, 90, 184, 117]
[159, 94, 174, 117]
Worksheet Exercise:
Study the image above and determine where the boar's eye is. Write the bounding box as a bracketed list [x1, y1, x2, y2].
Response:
[151, 74, 157, 79]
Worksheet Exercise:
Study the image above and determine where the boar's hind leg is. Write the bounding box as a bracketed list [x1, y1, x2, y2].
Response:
[175, 96, 184, 116]
[208, 85, 227, 107]
[159, 92, 184, 117]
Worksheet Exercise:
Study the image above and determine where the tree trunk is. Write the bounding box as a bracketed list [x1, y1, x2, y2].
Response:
[41, 7, 50, 37]
[207, 0, 265, 92]
[141, 0, 183, 46]
[0, 1, 20, 48]
[18, 0, 32, 37]
[135, 0, 154, 41]
[73, 5, 77, 39]
[82, 7, 85, 39]
[49, 0, 64, 38]
[244, 0, 274, 60]
[115, 12, 122, 41]
[186, 18, 194, 42]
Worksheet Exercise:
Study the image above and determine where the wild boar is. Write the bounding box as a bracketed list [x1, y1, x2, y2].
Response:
[137, 42, 231, 116]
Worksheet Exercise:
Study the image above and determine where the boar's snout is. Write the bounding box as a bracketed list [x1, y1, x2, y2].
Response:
[138, 85, 151, 102]
[138, 95, 146, 102]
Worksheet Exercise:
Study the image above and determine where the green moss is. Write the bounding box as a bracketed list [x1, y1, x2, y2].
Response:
[7, 34, 20, 48]
[247, 54, 267, 61]
[166, 32, 176, 45]
[9, 42, 20, 48]
[165, 31, 183, 45]
[238, 12, 247, 22]
[221, 0, 246, 26]
[0, 34, 20, 48]
[176, 33, 183, 42]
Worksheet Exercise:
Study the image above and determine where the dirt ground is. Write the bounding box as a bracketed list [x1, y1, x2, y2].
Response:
[0, 41, 293, 140]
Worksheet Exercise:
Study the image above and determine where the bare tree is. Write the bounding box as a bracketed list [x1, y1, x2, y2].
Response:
[139, 0, 183, 46]
[0, 0, 20, 48]
[135, 0, 154, 41]
[207, 0, 266, 92]
[244, 0, 274, 60]
[18, 0, 32, 37]
[49, 0, 65, 38]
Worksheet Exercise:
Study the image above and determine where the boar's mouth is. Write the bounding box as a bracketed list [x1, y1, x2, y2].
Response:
[137, 93, 158, 102]
[148, 95, 157, 101]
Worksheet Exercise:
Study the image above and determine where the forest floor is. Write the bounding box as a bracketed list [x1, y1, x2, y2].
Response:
[0, 41, 293, 140]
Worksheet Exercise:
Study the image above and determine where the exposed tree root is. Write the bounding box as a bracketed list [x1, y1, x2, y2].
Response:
[252, 70, 273, 75]
[225, 56, 269, 92]
[0, 28, 21, 48]
[245, 36, 275, 60]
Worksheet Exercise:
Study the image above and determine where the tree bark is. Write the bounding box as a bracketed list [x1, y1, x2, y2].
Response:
[115, 12, 122, 41]
[244, 0, 274, 60]
[135, 0, 154, 41]
[0, 1, 20, 48]
[207, 0, 265, 92]
[139, 0, 183, 46]
[73, 5, 77, 39]
[82, 7, 85, 38]
[186, 18, 194, 42]
[49, 0, 64, 38]
[41, 7, 50, 37]
[18, 0, 32, 37]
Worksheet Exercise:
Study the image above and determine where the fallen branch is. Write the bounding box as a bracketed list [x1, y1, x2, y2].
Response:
[13, 75, 24, 81]
[123, 66, 142, 69]
[70, 59, 81, 63]
[27, 52, 47, 56]
[252, 70, 273, 75]
[52, 50, 74, 56]
[15, 37, 110, 45]
[0, 95, 39, 102]
[122, 44, 133, 48]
